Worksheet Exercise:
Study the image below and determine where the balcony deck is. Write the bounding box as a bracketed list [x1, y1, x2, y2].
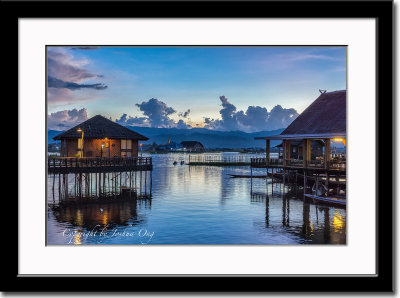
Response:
[250, 158, 345, 173]
[48, 157, 152, 174]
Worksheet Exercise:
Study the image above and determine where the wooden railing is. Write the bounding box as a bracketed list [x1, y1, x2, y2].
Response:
[306, 159, 325, 168]
[287, 159, 304, 167]
[48, 157, 152, 173]
[328, 160, 346, 170]
[251, 158, 345, 170]
[250, 158, 283, 167]
[188, 155, 252, 164]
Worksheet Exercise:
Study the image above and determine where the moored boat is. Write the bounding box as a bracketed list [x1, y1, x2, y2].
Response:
[304, 194, 346, 207]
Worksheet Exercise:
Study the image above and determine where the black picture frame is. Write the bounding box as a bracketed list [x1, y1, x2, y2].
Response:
[6, 0, 393, 293]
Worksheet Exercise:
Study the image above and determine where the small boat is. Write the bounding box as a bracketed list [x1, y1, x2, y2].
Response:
[304, 194, 346, 207]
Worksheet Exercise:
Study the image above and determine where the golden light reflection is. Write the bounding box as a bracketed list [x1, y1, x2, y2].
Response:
[73, 229, 82, 245]
[309, 220, 314, 233]
[332, 211, 345, 232]
[102, 210, 109, 226]
[76, 210, 83, 226]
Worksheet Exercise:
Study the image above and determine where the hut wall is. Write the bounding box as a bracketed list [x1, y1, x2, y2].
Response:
[60, 138, 139, 157]
[62, 139, 78, 157]
[110, 139, 121, 157]
[132, 140, 139, 157]
[83, 139, 121, 157]
[83, 139, 103, 157]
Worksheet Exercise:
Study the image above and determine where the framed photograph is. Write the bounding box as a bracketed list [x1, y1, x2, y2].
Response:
[9, 0, 393, 292]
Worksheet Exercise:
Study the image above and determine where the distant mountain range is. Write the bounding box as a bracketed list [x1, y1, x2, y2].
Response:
[48, 126, 285, 149]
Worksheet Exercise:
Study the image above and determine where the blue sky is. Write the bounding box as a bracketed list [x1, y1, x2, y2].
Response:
[47, 46, 346, 131]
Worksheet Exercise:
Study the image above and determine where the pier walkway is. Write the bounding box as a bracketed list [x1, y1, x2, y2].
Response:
[250, 158, 345, 173]
[187, 155, 255, 166]
[48, 157, 152, 174]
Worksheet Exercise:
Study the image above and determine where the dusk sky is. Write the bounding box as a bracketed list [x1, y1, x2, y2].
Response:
[47, 46, 346, 132]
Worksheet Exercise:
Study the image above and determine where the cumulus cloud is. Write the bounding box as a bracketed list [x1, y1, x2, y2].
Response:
[115, 96, 298, 132]
[47, 48, 107, 105]
[176, 119, 190, 129]
[267, 105, 298, 130]
[204, 95, 298, 132]
[116, 98, 192, 129]
[47, 108, 88, 130]
[135, 98, 177, 128]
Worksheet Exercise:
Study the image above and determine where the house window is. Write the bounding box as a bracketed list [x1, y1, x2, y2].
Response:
[121, 151, 132, 158]
[121, 139, 132, 150]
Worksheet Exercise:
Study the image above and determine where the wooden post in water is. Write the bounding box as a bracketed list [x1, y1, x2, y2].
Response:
[52, 173, 55, 203]
[150, 170, 152, 196]
[324, 138, 331, 169]
[325, 172, 329, 190]
[266, 139, 270, 166]
[58, 174, 61, 202]
[303, 139, 311, 168]
[144, 170, 147, 195]
[283, 140, 287, 166]
[65, 174, 68, 200]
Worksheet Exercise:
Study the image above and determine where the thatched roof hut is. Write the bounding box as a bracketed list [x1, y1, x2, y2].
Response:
[281, 90, 346, 136]
[254, 90, 346, 169]
[53, 115, 149, 158]
[53, 115, 148, 141]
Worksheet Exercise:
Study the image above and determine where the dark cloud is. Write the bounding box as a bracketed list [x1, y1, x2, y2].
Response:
[48, 108, 88, 130]
[48, 76, 107, 91]
[116, 113, 150, 127]
[70, 47, 99, 50]
[204, 95, 298, 132]
[178, 109, 191, 118]
[135, 98, 177, 128]
[204, 117, 214, 124]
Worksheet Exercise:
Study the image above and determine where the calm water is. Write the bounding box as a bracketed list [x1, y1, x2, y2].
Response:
[47, 153, 346, 245]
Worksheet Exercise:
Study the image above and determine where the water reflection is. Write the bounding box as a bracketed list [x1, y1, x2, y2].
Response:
[250, 179, 346, 244]
[50, 199, 144, 229]
[48, 153, 346, 245]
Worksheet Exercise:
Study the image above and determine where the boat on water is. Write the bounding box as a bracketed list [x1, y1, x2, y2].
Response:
[304, 194, 346, 207]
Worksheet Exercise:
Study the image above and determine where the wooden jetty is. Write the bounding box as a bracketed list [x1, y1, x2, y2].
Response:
[188, 155, 254, 166]
[252, 90, 347, 197]
[48, 157, 153, 205]
[48, 115, 153, 204]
